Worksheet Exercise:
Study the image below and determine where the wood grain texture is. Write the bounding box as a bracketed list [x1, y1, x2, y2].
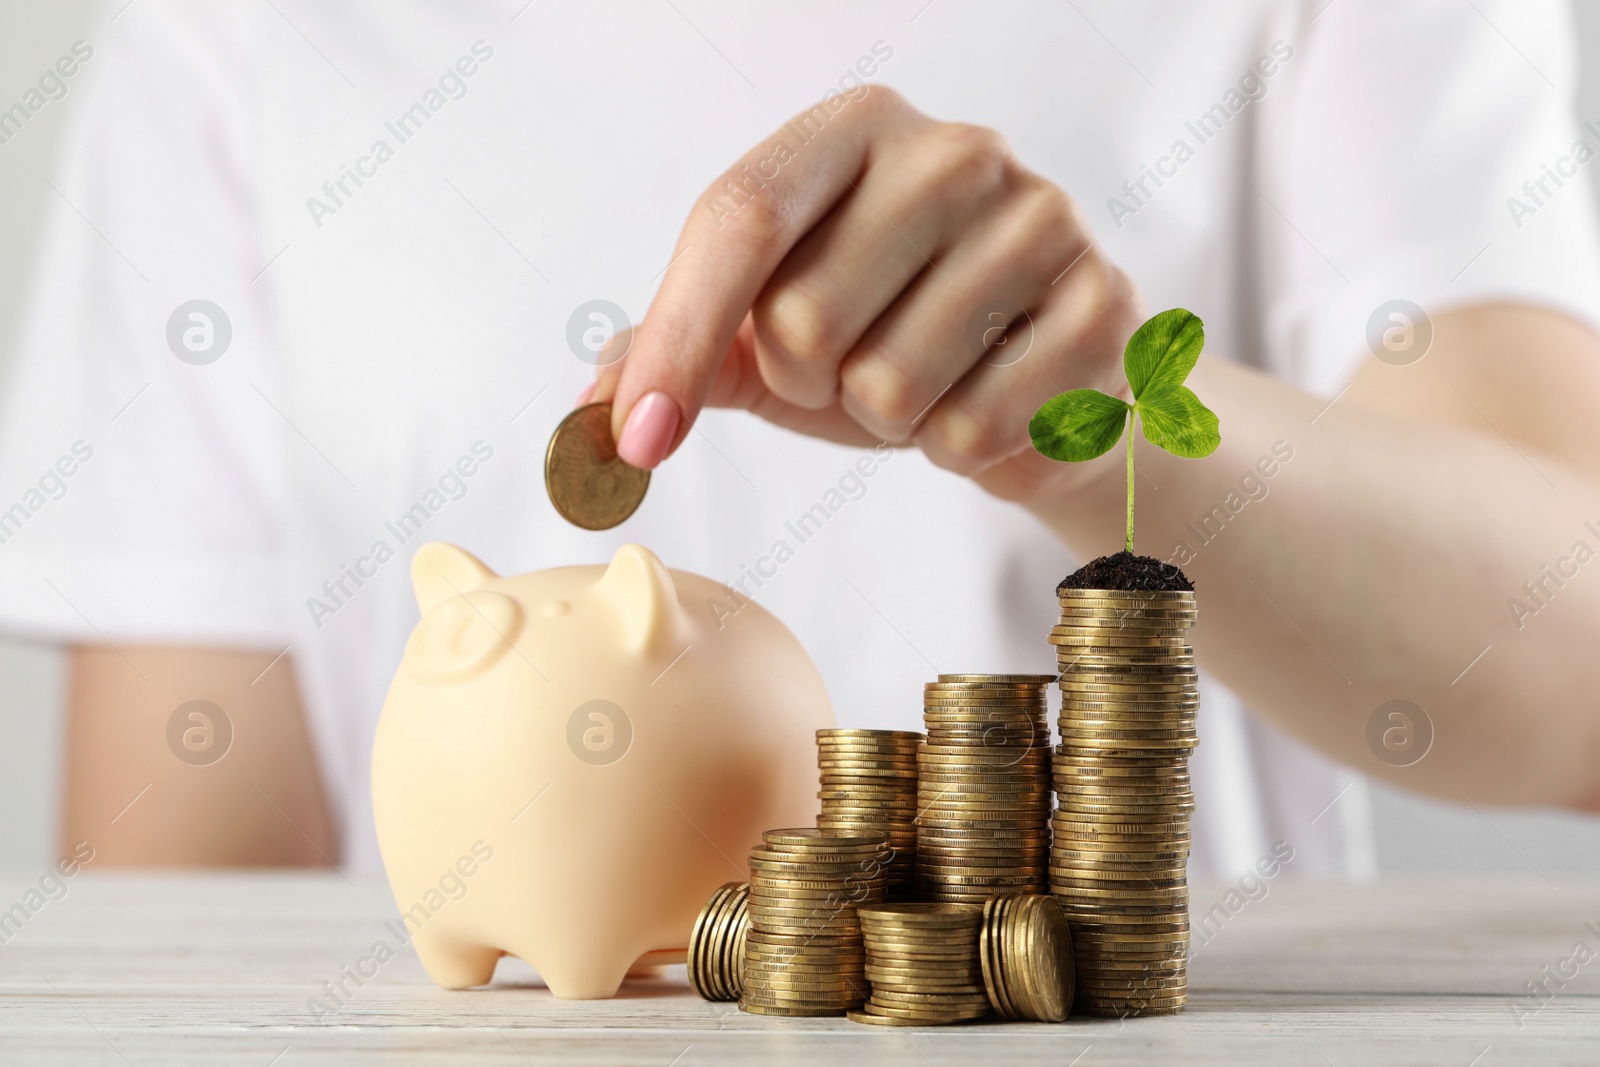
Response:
[0, 874, 1595, 1064]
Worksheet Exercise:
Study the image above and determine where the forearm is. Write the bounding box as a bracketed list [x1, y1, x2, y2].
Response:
[1028, 356, 1600, 809]
[63, 645, 337, 866]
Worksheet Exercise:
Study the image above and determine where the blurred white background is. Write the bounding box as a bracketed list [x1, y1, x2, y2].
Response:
[4, 0, 1600, 878]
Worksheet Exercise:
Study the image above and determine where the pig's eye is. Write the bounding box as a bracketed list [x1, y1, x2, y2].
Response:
[542, 600, 571, 618]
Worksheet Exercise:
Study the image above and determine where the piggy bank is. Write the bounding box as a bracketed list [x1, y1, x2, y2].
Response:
[371, 542, 832, 998]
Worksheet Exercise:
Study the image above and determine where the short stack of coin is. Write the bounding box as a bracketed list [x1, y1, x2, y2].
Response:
[849, 902, 990, 1025]
[917, 675, 1055, 904]
[979, 893, 1076, 1022]
[1048, 588, 1198, 1016]
[688, 881, 751, 1002]
[816, 729, 923, 896]
[741, 828, 890, 1017]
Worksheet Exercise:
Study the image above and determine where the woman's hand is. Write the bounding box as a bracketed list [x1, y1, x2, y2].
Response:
[590, 86, 1143, 504]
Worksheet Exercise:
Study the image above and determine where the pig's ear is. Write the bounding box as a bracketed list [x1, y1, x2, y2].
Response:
[594, 544, 687, 655]
[404, 591, 522, 683]
[412, 542, 497, 614]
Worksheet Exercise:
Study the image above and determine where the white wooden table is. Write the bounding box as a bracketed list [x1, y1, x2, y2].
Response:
[0, 874, 1594, 1064]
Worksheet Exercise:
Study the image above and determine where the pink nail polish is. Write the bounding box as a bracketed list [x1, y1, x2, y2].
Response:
[576, 382, 596, 406]
[616, 391, 680, 470]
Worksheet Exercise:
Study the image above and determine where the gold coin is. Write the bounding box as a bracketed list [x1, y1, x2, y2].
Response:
[739, 983, 865, 999]
[688, 881, 748, 1001]
[919, 833, 1045, 845]
[1054, 776, 1191, 791]
[1054, 794, 1196, 809]
[845, 1008, 944, 1026]
[815, 744, 925, 752]
[1057, 588, 1194, 601]
[739, 1001, 852, 1017]
[859, 901, 983, 923]
[860, 999, 990, 1019]
[1059, 915, 1189, 931]
[751, 841, 891, 857]
[1077, 959, 1187, 976]
[1051, 848, 1189, 865]
[763, 827, 889, 848]
[750, 856, 890, 868]
[749, 889, 882, 905]
[1052, 809, 1192, 825]
[917, 871, 1046, 885]
[742, 967, 867, 985]
[979, 896, 1014, 1018]
[544, 402, 649, 530]
[925, 681, 1051, 691]
[744, 929, 862, 945]
[1060, 713, 1198, 726]
[1019, 893, 1074, 1022]
[1051, 884, 1187, 903]
[917, 845, 1050, 858]
[1049, 869, 1187, 886]
[818, 728, 925, 741]
[749, 870, 887, 887]
[861, 943, 981, 960]
[1055, 612, 1197, 625]
[740, 997, 862, 1012]
[869, 988, 990, 1004]
[858, 1005, 987, 1024]
[920, 748, 1048, 763]
[938, 673, 1057, 684]
[864, 968, 985, 987]
[742, 974, 868, 991]
[1049, 633, 1191, 648]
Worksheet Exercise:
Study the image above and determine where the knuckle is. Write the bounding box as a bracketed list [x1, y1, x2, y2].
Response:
[920, 400, 1011, 469]
[1023, 181, 1082, 245]
[754, 285, 841, 365]
[866, 83, 909, 112]
[841, 356, 923, 428]
[922, 123, 1014, 197]
[1024, 186, 1092, 276]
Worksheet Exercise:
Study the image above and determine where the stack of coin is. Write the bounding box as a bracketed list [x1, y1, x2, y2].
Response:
[848, 902, 990, 1026]
[816, 729, 923, 896]
[688, 881, 750, 1002]
[917, 675, 1055, 904]
[1048, 588, 1198, 1016]
[978, 893, 1075, 1022]
[741, 828, 890, 1017]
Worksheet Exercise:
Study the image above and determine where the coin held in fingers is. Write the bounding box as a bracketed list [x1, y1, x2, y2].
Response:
[545, 402, 650, 530]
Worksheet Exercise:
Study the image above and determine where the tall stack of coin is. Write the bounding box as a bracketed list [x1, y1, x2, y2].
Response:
[917, 675, 1054, 904]
[849, 902, 990, 1025]
[741, 828, 890, 1017]
[816, 729, 923, 896]
[1048, 588, 1198, 1016]
[688, 881, 750, 1002]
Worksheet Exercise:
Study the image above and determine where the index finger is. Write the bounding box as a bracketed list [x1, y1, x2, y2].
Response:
[602, 87, 920, 469]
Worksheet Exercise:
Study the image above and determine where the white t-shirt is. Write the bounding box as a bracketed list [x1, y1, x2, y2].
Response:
[3, 0, 1598, 877]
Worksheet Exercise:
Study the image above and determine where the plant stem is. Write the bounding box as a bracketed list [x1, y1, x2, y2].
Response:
[1125, 408, 1135, 554]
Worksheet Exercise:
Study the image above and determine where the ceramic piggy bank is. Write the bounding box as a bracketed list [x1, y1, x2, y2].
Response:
[371, 542, 832, 998]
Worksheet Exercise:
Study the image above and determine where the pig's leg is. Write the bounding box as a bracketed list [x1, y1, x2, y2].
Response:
[513, 942, 632, 999]
[412, 932, 501, 988]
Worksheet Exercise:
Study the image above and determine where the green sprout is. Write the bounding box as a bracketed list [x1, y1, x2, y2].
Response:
[1028, 308, 1220, 555]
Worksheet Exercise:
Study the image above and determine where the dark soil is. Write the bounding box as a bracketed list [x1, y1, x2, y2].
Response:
[1058, 551, 1193, 593]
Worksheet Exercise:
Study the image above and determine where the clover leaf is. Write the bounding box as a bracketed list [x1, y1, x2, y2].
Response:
[1029, 308, 1220, 554]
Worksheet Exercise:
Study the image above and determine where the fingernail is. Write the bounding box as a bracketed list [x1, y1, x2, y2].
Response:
[616, 391, 680, 470]
[576, 381, 596, 406]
